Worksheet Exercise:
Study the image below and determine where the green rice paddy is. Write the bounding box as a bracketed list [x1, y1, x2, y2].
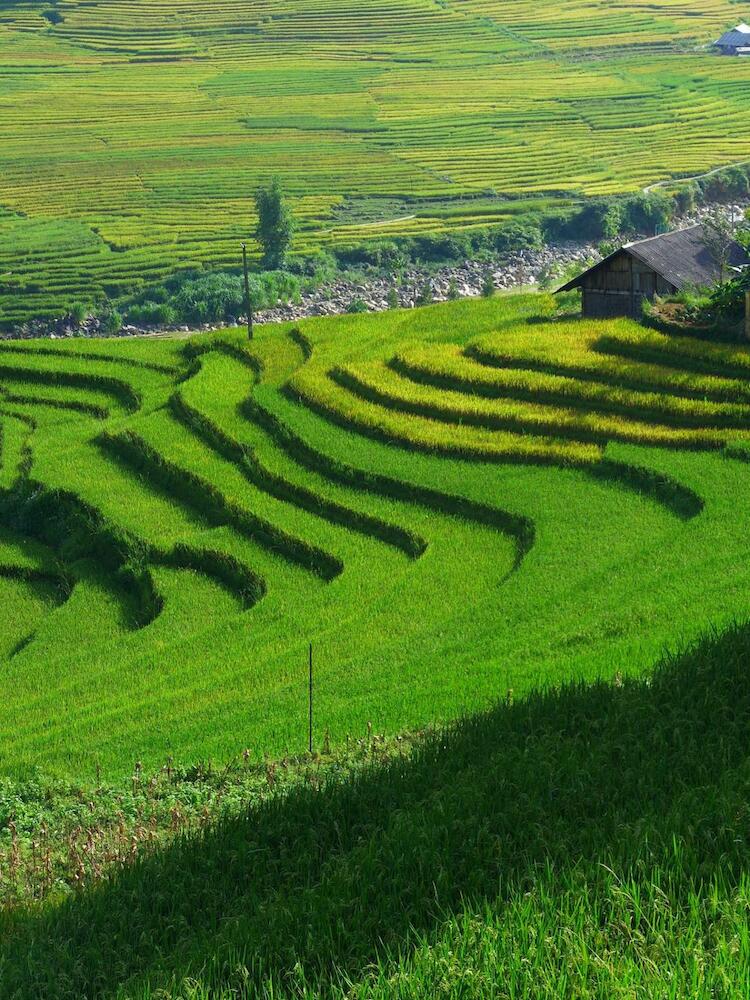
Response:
[1, 0, 749, 323]
[2, 292, 750, 784]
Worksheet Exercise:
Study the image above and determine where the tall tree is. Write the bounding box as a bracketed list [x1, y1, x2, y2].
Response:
[255, 178, 294, 271]
[702, 208, 736, 285]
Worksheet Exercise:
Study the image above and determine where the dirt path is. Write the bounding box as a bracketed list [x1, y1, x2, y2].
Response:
[644, 160, 750, 194]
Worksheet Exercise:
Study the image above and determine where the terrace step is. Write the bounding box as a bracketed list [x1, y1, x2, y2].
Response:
[248, 388, 537, 569]
[595, 334, 750, 384]
[98, 426, 345, 581]
[288, 365, 601, 466]
[11, 559, 142, 664]
[336, 361, 731, 450]
[140, 564, 247, 638]
[174, 350, 427, 558]
[397, 343, 750, 421]
[0, 361, 142, 413]
[0, 410, 33, 488]
[282, 369, 704, 521]
[0, 384, 111, 420]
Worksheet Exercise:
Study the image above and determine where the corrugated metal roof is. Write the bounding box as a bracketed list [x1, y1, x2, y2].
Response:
[716, 24, 750, 47]
[557, 224, 750, 293]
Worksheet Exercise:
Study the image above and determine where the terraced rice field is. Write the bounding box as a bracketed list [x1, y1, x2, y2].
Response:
[1, 0, 750, 323]
[3, 292, 750, 778]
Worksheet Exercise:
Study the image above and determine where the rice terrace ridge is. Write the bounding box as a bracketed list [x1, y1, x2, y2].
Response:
[2, 1, 750, 998]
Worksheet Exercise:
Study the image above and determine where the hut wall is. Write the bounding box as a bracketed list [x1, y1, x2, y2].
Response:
[579, 252, 674, 318]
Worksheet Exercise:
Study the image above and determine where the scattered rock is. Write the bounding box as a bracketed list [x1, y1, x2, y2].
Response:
[2, 201, 747, 341]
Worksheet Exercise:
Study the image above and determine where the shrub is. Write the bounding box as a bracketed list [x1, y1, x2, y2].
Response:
[411, 233, 473, 264]
[346, 298, 369, 314]
[67, 302, 88, 326]
[172, 273, 245, 324]
[708, 269, 750, 321]
[601, 204, 623, 240]
[674, 183, 699, 216]
[621, 192, 674, 236]
[285, 249, 338, 282]
[481, 273, 496, 298]
[700, 166, 750, 203]
[98, 308, 123, 335]
[332, 240, 415, 271]
[126, 301, 178, 327]
[548, 193, 678, 245]
[489, 222, 544, 255]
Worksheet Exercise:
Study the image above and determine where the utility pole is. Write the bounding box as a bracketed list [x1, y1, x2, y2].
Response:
[745, 290, 750, 343]
[308, 643, 314, 755]
[241, 242, 253, 340]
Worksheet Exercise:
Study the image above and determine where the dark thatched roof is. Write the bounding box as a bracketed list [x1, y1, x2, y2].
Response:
[558, 224, 750, 294]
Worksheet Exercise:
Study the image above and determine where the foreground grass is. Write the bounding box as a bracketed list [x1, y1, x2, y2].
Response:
[2, 623, 750, 997]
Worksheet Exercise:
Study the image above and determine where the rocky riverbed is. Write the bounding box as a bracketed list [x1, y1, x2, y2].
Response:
[248, 242, 599, 327]
[13, 242, 600, 341]
[4, 201, 748, 340]
[248, 201, 748, 328]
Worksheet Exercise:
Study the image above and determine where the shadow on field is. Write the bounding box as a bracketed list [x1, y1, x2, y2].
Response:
[4, 623, 750, 997]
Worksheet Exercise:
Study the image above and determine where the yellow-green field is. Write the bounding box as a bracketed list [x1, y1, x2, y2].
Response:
[1, 0, 749, 323]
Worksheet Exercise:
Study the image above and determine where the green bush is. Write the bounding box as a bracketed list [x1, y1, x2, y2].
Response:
[346, 298, 369, 314]
[547, 192, 678, 244]
[285, 249, 338, 282]
[411, 233, 474, 263]
[126, 301, 178, 327]
[67, 302, 88, 326]
[700, 165, 750, 203]
[708, 269, 750, 321]
[120, 270, 305, 328]
[621, 192, 674, 236]
[674, 183, 699, 216]
[334, 241, 412, 270]
[489, 222, 545, 255]
[99, 308, 123, 336]
[333, 221, 543, 273]
[172, 273, 245, 325]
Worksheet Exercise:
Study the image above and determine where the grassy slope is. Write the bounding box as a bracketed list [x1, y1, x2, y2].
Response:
[1, 0, 750, 321]
[2, 622, 750, 997]
[1, 293, 750, 781]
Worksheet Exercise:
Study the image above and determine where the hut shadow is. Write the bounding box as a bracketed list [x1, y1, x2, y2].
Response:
[4, 622, 750, 997]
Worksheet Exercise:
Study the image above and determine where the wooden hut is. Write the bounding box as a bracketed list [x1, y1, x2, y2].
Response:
[557, 224, 750, 319]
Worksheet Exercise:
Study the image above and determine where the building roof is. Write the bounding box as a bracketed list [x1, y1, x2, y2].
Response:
[716, 23, 750, 47]
[558, 224, 750, 293]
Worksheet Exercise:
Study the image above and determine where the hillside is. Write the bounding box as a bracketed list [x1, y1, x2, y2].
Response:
[3, 621, 750, 997]
[4, 292, 750, 993]
[1, 0, 749, 323]
[3, 294, 750, 778]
